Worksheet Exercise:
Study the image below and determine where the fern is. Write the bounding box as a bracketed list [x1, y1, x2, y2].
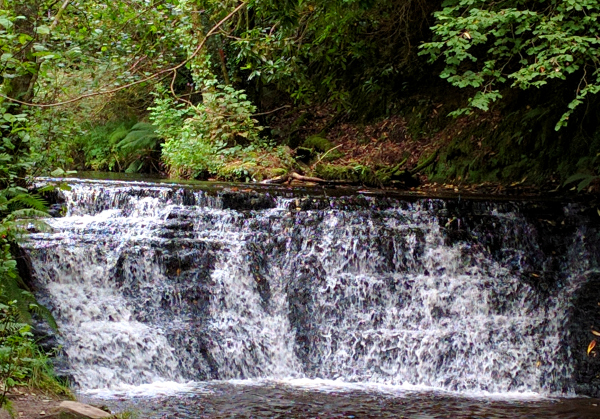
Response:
[0, 321, 28, 335]
[116, 122, 160, 151]
[6, 194, 48, 212]
[564, 172, 598, 192]
[125, 159, 144, 174]
[114, 122, 162, 173]
[4, 208, 51, 221]
[1, 278, 34, 325]
[0, 187, 54, 330]
[108, 124, 129, 146]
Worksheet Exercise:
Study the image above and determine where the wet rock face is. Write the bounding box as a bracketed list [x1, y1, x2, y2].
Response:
[36, 187, 67, 217]
[568, 275, 600, 397]
[439, 199, 600, 396]
[220, 191, 277, 211]
[440, 200, 586, 294]
[287, 254, 326, 373]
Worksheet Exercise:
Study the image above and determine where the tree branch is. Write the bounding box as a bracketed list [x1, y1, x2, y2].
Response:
[1, 1, 248, 108]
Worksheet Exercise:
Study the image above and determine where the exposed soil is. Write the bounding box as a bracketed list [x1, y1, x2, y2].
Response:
[0, 388, 116, 419]
[270, 107, 435, 171]
[265, 102, 600, 198]
[0, 388, 69, 419]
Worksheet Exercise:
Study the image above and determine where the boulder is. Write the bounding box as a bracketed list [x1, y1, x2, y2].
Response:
[57, 401, 111, 419]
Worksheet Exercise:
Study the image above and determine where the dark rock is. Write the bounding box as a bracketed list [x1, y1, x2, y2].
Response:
[567, 274, 600, 397]
[220, 191, 276, 211]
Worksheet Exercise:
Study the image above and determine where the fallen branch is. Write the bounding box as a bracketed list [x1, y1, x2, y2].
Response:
[261, 171, 356, 185]
[409, 149, 438, 175]
[290, 172, 329, 183]
[261, 149, 438, 188]
[261, 174, 289, 184]
[252, 105, 291, 117]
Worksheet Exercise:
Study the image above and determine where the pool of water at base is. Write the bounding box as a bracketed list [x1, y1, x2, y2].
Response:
[78, 380, 600, 419]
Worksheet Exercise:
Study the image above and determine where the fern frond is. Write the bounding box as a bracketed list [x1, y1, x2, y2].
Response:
[118, 133, 159, 152]
[0, 187, 28, 199]
[130, 122, 156, 132]
[0, 279, 34, 324]
[125, 160, 144, 173]
[4, 209, 50, 221]
[0, 321, 28, 335]
[7, 194, 48, 212]
[108, 124, 129, 146]
[117, 123, 159, 151]
[1, 273, 58, 332]
[29, 303, 58, 331]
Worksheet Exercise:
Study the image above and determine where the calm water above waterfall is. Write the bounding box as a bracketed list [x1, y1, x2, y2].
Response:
[24, 178, 600, 417]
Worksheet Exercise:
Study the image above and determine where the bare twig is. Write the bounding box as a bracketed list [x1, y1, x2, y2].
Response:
[50, 0, 71, 32]
[311, 144, 343, 169]
[170, 69, 193, 107]
[252, 105, 291, 116]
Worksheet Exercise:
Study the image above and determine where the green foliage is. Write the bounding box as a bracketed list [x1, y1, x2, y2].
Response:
[116, 122, 161, 173]
[564, 172, 598, 192]
[222, 0, 432, 113]
[152, 75, 265, 178]
[315, 163, 381, 186]
[302, 136, 334, 153]
[117, 123, 159, 153]
[421, 0, 600, 129]
[199, 0, 426, 115]
[0, 186, 66, 411]
[0, 105, 35, 186]
[562, 152, 600, 191]
[150, 93, 219, 178]
[0, 295, 68, 411]
[46, 119, 162, 174]
[78, 121, 134, 172]
[0, 185, 55, 328]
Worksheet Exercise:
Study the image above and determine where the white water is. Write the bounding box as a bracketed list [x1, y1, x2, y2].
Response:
[25, 180, 583, 396]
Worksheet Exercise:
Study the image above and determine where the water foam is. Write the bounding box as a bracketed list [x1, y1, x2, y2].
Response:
[25, 180, 584, 395]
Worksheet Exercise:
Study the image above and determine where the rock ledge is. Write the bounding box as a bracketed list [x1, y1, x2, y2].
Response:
[57, 401, 111, 418]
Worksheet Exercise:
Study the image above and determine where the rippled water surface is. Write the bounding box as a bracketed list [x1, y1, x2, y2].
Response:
[81, 380, 600, 418]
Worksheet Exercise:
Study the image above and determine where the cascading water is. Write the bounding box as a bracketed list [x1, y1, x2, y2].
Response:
[23, 179, 600, 403]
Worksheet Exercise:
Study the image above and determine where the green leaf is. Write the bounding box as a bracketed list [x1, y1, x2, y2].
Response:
[2, 113, 15, 124]
[35, 25, 50, 35]
[50, 168, 65, 177]
[0, 17, 12, 29]
[564, 172, 594, 186]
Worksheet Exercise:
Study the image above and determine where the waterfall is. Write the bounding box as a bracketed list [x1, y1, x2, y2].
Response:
[24, 179, 600, 395]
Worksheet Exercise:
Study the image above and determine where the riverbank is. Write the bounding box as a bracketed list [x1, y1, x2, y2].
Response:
[0, 387, 129, 419]
[0, 387, 68, 419]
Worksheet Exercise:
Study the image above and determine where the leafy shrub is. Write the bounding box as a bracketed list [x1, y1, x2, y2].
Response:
[0, 186, 67, 413]
[151, 79, 264, 179]
[0, 295, 69, 413]
[115, 122, 161, 173]
[421, 0, 600, 129]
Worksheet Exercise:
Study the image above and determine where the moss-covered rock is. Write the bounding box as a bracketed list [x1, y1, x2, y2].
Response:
[302, 135, 334, 152]
[300, 136, 344, 162]
[314, 163, 382, 187]
[295, 146, 315, 163]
